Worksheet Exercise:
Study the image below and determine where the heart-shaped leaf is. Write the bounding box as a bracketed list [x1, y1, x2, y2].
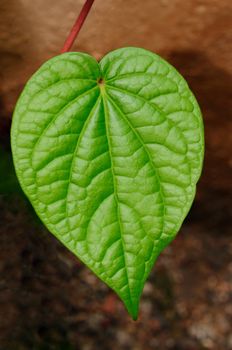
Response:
[11, 47, 204, 319]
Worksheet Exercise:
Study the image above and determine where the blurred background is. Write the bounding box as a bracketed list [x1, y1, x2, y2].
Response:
[0, 0, 231, 349]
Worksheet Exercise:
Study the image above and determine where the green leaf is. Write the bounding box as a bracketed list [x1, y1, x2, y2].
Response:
[11, 47, 204, 319]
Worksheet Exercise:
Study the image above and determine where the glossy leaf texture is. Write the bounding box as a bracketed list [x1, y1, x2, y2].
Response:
[11, 47, 204, 319]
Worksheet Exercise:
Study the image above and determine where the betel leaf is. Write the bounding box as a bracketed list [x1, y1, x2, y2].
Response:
[11, 47, 204, 319]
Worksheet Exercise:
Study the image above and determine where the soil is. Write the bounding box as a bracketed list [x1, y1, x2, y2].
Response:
[0, 0, 231, 349]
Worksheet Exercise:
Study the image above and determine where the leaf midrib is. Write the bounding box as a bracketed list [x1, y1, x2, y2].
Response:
[101, 92, 135, 315]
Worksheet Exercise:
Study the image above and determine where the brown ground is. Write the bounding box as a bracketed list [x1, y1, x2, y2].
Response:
[0, 0, 232, 349]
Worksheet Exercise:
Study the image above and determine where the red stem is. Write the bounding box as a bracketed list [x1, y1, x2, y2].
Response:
[61, 0, 95, 53]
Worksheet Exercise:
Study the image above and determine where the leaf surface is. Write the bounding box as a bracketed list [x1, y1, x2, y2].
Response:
[11, 47, 204, 319]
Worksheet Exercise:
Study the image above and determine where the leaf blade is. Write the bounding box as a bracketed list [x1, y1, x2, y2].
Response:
[11, 48, 204, 319]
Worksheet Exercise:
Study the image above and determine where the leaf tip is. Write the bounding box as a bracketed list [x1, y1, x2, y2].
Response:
[123, 298, 140, 321]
